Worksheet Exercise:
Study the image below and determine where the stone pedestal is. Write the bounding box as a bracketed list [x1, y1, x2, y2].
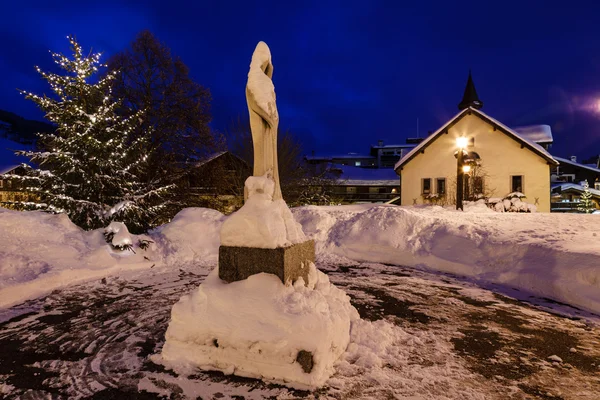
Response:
[219, 240, 315, 285]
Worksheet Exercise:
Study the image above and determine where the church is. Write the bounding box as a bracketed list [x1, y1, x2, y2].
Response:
[394, 73, 559, 212]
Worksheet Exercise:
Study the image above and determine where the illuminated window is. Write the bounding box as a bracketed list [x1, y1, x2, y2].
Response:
[355, 161, 361, 166]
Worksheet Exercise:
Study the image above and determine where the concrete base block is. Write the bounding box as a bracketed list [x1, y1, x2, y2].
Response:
[218, 240, 315, 285]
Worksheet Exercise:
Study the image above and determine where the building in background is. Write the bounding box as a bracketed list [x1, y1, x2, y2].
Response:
[394, 73, 558, 212]
[550, 156, 600, 212]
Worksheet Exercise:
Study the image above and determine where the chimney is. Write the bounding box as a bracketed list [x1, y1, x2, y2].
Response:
[570, 155, 577, 163]
[378, 140, 384, 147]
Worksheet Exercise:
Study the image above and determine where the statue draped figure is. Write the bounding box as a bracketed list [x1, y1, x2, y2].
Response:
[245, 41, 282, 201]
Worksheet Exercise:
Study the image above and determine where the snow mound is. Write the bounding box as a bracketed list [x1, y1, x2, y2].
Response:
[157, 263, 359, 389]
[151, 208, 225, 267]
[105, 221, 132, 248]
[220, 174, 306, 248]
[0, 208, 157, 309]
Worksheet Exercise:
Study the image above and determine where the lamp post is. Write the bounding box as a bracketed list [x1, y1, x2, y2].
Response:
[456, 137, 468, 210]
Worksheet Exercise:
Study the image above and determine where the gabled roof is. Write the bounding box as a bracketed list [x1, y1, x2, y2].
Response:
[0, 165, 20, 175]
[513, 124, 553, 144]
[554, 156, 600, 174]
[394, 107, 559, 171]
[194, 151, 228, 167]
[552, 182, 600, 197]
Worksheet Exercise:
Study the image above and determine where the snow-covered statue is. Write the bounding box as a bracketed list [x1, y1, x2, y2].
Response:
[220, 42, 305, 250]
[246, 41, 282, 201]
[157, 41, 357, 390]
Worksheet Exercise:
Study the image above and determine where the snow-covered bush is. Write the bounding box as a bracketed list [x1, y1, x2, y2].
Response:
[104, 222, 134, 252]
[486, 192, 536, 213]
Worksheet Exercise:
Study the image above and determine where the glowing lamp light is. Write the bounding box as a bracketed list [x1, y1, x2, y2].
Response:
[456, 136, 469, 149]
[462, 165, 471, 173]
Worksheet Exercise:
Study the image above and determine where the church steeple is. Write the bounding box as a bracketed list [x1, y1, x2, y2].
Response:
[458, 70, 483, 110]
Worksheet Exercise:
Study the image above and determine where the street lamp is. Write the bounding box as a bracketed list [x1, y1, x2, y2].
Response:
[456, 137, 468, 210]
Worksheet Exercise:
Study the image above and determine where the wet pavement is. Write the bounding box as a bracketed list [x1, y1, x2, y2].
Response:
[1, 263, 599, 399]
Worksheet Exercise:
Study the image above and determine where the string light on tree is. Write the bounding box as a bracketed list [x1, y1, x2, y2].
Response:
[0, 36, 173, 232]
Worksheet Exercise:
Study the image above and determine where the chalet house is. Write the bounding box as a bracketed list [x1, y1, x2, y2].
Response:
[0, 165, 38, 206]
[394, 73, 559, 212]
[551, 183, 600, 212]
[185, 151, 251, 213]
[550, 156, 600, 212]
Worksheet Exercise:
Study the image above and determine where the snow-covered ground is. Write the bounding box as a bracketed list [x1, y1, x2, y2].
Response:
[1, 204, 600, 317]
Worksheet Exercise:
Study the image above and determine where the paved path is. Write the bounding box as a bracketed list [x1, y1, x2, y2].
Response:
[0, 263, 599, 399]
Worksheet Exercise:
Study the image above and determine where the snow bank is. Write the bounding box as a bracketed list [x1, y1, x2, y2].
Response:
[156, 263, 359, 389]
[220, 174, 305, 248]
[0, 208, 158, 309]
[151, 208, 225, 267]
[293, 204, 600, 314]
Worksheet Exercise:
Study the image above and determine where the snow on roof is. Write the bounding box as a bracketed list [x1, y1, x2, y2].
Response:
[552, 182, 600, 197]
[512, 124, 553, 144]
[0, 137, 30, 174]
[331, 164, 399, 186]
[0, 165, 20, 175]
[193, 151, 228, 168]
[306, 154, 376, 161]
[554, 156, 600, 174]
[394, 107, 558, 171]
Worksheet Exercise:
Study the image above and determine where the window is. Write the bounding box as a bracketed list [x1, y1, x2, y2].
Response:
[511, 175, 523, 193]
[422, 178, 431, 195]
[355, 161, 361, 166]
[0, 179, 3, 188]
[436, 178, 446, 195]
[346, 186, 357, 194]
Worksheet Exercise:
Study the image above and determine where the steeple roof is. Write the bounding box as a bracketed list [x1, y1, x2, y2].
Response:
[458, 71, 483, 110]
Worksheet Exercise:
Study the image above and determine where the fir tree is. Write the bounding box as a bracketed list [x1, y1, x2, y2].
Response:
[3, 36, 172, 232]
[577, 180, 595, 214]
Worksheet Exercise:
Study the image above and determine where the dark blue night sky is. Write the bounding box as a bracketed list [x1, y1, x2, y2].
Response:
[1, 0, 600, 159]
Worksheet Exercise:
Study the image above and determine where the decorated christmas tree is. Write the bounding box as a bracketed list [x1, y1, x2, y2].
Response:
[3, 36, 172, 232]
[577, 180, 595, 214]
